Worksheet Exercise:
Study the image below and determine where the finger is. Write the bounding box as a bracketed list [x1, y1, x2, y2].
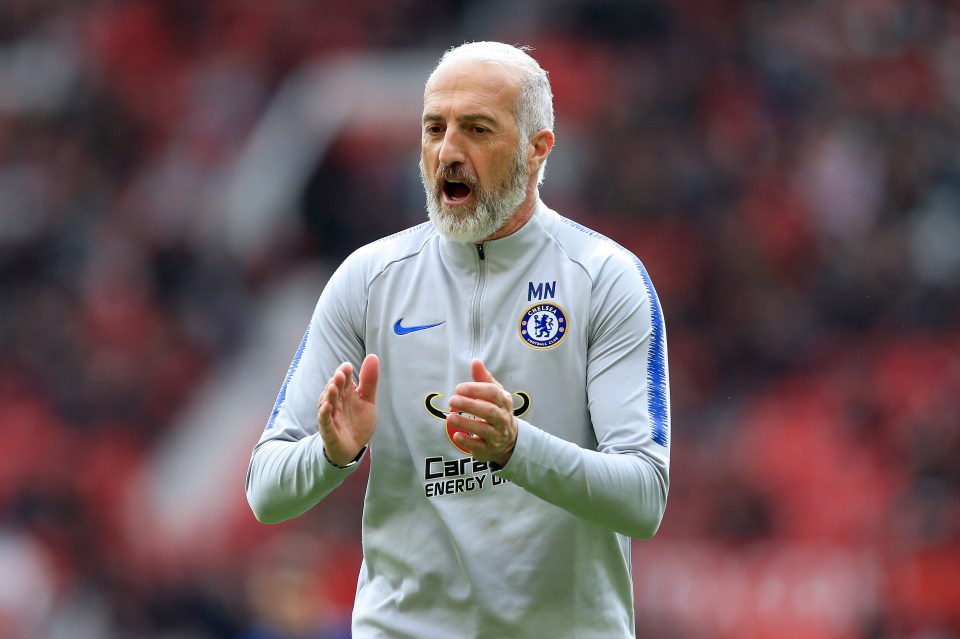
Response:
[448, 394, 501, 425]
[447, 410, 485, 430]
[453, 382, 512, 409]
[328, 371, 344, 399]
[324, 380, 341, 413]
[334, 363, 354, 391]
[452, 430, 485, 454]
[471, 358, 498, 385]
[318, 393, 335, 434]
[450, 417, 489, 445]
[357, 354, 380, 403]
[318, 398, 331, 423]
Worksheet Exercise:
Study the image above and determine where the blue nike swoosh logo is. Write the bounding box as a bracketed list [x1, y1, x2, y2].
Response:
[393, 318, 445, 335]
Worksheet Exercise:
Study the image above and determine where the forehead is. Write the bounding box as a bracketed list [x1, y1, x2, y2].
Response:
[423, 60, 521, 121]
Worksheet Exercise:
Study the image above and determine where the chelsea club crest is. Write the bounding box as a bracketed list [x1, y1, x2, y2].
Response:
[519, 302, 568, 349]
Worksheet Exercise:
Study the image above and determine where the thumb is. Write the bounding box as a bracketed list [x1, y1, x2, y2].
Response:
[357, 354, 380, 402]
[471, 358, 498, 385]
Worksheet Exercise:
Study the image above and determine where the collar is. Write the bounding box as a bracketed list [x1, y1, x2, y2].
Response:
[438, 200, 553, 274]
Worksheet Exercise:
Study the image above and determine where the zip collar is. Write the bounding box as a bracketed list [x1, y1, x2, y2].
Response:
[438, 200, 549, 274]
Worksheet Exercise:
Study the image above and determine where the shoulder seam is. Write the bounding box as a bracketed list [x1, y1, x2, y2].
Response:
[371, 221, 433, 245]
[556, 216, 644, 275]
[540, 214, 594, 285]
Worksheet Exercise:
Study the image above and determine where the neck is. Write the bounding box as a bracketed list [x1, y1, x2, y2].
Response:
[485, 190, 538, 242]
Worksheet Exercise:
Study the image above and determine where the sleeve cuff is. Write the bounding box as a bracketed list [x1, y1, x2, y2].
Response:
[489, 419, 533, 477]
[323, 445, 367, 469]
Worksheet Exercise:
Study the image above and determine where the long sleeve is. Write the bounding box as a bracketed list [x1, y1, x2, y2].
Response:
[495, 249, 670, 539]
[245, 255, 368, 524]
[495, 420, 668, 538]
[246, 435, 365, 523]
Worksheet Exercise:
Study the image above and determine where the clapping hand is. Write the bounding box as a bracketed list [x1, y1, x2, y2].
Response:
[447, 359, 518, 468]
[318, 354, 380, 466]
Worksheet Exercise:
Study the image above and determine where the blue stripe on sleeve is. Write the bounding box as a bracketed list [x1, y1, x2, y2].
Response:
[637, 263, 669, 447]
[560, 218, 670, 448]
[265, 326, 310, 430]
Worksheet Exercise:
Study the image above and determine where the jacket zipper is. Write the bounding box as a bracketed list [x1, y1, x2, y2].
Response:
[471, 243, 486, 356]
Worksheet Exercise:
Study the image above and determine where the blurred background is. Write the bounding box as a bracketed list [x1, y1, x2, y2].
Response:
[1, 0, 959, 637]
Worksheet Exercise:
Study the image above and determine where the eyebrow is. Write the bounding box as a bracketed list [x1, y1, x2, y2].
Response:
[422, 112, 501, 127]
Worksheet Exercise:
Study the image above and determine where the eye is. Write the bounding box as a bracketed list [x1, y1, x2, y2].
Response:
[424, 124, 443, 135]
[471, 126, 488, 134]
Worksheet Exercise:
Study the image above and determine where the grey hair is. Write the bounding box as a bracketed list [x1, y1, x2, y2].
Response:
[427, 42, 554, 183]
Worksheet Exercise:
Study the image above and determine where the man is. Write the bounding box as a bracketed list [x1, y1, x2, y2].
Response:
[247, 41, 670, 638]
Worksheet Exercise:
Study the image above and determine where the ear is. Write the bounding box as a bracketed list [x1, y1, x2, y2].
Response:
[526, 129, 555, 175]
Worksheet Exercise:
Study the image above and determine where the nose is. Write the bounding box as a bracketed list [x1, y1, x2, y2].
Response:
[438, 128, 466, 167]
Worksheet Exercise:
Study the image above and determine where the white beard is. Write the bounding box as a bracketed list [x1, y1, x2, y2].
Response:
[421, 150, 529, 244]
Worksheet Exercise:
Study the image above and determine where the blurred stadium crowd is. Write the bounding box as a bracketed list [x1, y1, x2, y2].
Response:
[1, 0, 959, 637]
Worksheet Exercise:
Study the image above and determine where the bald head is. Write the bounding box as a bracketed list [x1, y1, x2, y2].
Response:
[426, 42, 555, 183]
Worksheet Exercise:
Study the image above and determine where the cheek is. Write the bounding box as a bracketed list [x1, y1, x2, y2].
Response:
[421, 149, 437, 175]
[486, 152, 517, 183]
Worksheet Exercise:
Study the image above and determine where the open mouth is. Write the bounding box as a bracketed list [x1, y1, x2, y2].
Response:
[442, 179, 473, 204]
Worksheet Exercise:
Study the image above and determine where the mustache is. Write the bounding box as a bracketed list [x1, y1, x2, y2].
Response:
[435, 165, 478, 186]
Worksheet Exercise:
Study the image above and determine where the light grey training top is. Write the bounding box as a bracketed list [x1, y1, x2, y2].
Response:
[246, 201, 671, 639]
